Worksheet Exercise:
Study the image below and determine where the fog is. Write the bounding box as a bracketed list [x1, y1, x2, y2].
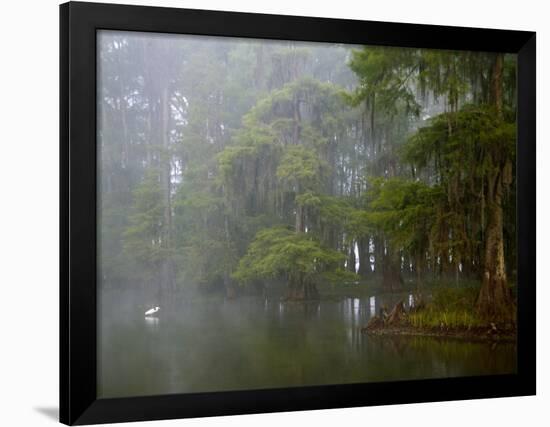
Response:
[97, 31, 517, 397]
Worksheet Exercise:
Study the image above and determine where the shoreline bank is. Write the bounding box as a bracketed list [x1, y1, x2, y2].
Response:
[361, 323, 516, 343]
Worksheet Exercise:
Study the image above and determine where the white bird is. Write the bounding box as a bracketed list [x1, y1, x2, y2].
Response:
[145, 306, 160, 317]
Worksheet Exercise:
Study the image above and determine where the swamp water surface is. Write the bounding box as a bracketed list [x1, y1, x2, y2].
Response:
[98, 291, 516, 398]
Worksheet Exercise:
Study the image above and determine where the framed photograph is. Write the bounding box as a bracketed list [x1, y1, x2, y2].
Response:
[60, 1, 536, 425]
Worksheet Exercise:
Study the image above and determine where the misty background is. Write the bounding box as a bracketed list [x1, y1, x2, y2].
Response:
[97, 30, 517, 397]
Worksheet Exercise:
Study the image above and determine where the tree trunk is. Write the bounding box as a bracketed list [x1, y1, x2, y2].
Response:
[224, 272, 237, 299]
[373, 235, 384, 277]
[295, 203, 305, 233]
[491, 53, 504, 113]
[357, 237, 371, 277]
[347, 241, 357, 273]
[223, 214, 237, 299]
[293, 94, 301, 145]
[382, 244, 403, 292]
[285, 273, 319, 301]
[415, 252, 424, 288]
[159, 85, 176, 294]
[477, 170, 513, 320]
[476, 52, 513, 321]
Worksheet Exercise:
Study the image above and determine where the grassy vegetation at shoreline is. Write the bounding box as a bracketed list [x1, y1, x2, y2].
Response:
[361, 283, 516, 340]
[410, 285, 482, 328]
[408, 308, 485, 329]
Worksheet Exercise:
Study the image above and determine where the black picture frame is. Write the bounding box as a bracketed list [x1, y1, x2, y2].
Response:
[60, 1, 536, 425]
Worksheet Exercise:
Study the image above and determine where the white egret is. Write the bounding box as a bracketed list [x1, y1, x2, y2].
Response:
[145, 306, 160, 317]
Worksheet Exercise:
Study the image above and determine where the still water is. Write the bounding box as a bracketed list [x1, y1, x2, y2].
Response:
[98, 291, 516, 398]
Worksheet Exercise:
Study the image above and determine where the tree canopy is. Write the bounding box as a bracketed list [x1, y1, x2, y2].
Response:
[98, 32, 517, 318]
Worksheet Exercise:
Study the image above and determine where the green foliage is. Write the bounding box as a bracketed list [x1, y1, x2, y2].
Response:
[277, 146, 327, 192]
[403, 105, 516, 263]
[318, 195, 354, 226]
[122, 170, 166, 270]
[417, 50, 470, 110]
[180, 236, 236, 286]
[233, 226, 348, 285]
[217, 77, 353, 246]
[99, 192, 137, 287]
[405, 105, 516, 174]
[99, 32, 517, 310]
[239, 77, 350, 152]
[295, 191, 322, 208]
[346, 46, 421, 115]
[364, 177, 442, 250]
[431, 285, 480, 311]
[172, 182, 238, 288]
[409, 286, 484, 329]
